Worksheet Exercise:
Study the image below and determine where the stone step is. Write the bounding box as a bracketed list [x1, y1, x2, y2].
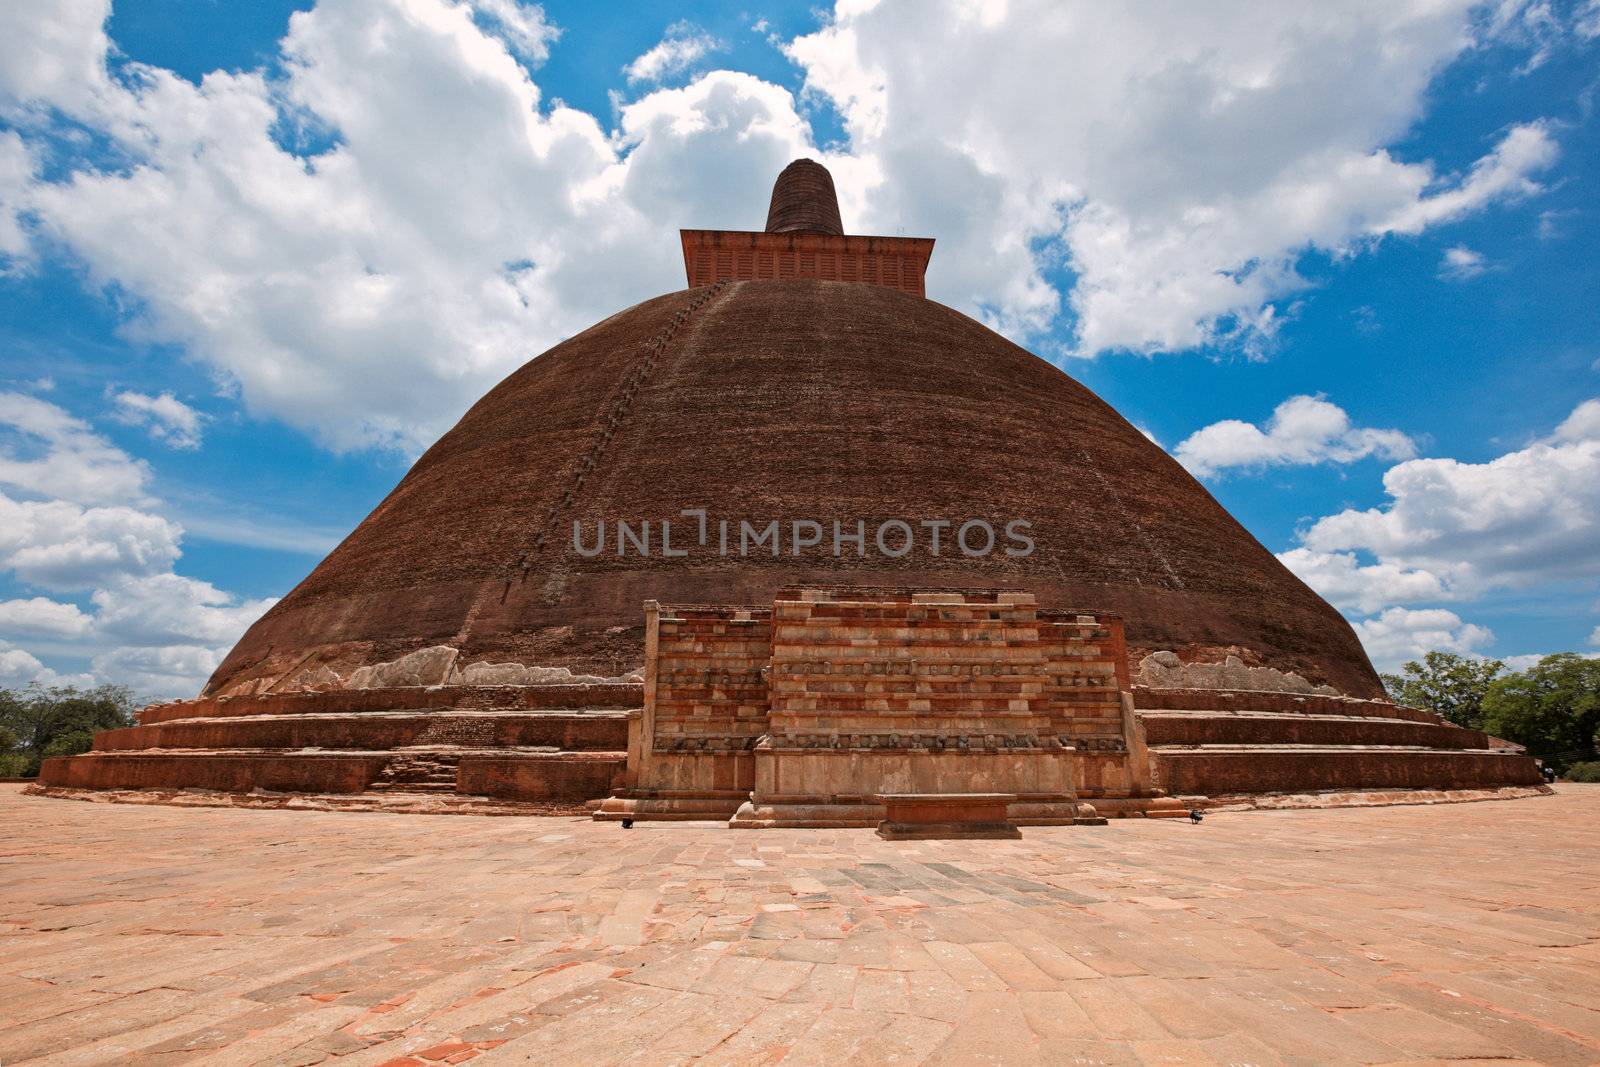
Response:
[138, 682, 646, 724]
[1154, 747, 1544, 796]
[97, 711, 632, 753]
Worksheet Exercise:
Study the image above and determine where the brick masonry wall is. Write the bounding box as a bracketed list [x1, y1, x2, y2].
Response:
[680, 231, 933, 296]
[40, 753, 388, 794]
[650, 607, 773, 754]
[93, 713, 630, 753]
[767, 590, 1053, 749]
[1039, 612, 1128, 750]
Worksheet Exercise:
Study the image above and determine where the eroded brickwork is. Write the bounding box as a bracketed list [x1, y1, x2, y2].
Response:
[651, 607, 772, 753]
[604, 588, 1177, 826]
[767, 590, 1052, 750]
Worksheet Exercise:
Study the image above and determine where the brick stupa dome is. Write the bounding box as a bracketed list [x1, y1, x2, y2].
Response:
[41, 160, 1542, 810]
[208, 162, 1383, 699]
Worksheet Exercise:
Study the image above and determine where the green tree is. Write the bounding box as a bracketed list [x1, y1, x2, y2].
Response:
[1481, 654, 1600, 760]
[0, 683, 139, 777]
[1381, 650, 1504, 729]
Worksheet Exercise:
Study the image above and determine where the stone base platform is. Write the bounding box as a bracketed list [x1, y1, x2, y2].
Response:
[1191, 783, 1554, 811]
[874, 793, 1022, 840]
[22, 783, 595, 816]
[36, 682, 640, 810]
[1136, 687, 1545, 797]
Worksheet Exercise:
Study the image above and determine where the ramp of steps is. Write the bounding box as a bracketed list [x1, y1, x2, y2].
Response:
[1134, 687, 1544, 796]
[39, 683, 638, 810]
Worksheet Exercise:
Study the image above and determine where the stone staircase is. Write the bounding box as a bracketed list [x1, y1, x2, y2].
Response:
[1132, 686, 1544, 798]
[39, 683, 638, 812]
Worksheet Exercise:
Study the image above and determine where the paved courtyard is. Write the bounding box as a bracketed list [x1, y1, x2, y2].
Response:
[2, 785, 1598, 1066]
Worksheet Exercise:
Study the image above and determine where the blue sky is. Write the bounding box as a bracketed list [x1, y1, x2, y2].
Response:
[0, 0, 1597, 697]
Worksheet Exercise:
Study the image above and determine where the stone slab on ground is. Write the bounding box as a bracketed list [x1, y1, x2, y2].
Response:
[0, 783, 1596, 1065]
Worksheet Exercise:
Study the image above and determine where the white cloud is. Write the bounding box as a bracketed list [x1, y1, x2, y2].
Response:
[1277, 398, 1600, 669]
[0, 1, 1569, 455]
[1579, 0, 1600, 38]
[1293, 398, 1600, 600]
[1438, 244, 1488, 280]
[1589, 625, 1600, 647]
[0, 391, 151, 504]
[1174, 395, 1415, 478]
[0, 389, 273, 697]
[625, 23, 721, 84]
[0, 491, 269, 695]
[0, 640, 95, 689]
[0, 643, 54, 689]
[0, 492, 181, 591]
[788, 2, 1560, 356]
[89, 644, 230, 696]
[0, 597, 92, 638]
[0, 0, 112, 115]
[3, 0, 814, 453]
[463, 0, 558, 63]
[90, 574, 275, 649]
[1354, 607, 1494, 672]
[1276, 548, 1446, 615]
[0, 131, 35, 266]
[1553, 398, 1600, 443]
[1501, 650, 1600, 671]
[111, 390, 207, 449]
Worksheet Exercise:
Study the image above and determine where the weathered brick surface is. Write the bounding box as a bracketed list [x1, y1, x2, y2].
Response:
[1131, 686, 1441, 722]
[1158, 750, 1546, 796]
[93, 712, 629, 753]
[138, 682, 643, 725]
[456, 754, 626, 800]
[206, 271, 1387, 701]
[1140, 713, 1489, 749]
[39, 753, 387, 794]
[652, 608, 772, 748]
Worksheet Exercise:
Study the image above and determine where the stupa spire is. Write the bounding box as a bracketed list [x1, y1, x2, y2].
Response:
[764, 159, 844, 235]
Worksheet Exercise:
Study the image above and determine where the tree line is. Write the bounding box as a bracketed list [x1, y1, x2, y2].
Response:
[0, 684, 138, 778]
[1383, 651, 1600, 778]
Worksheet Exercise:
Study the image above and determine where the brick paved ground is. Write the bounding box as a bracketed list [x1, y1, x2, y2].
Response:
[2, 784, 1598, 1066]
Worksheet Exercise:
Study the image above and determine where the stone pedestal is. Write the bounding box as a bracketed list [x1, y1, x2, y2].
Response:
[875, 793, 1021, 840]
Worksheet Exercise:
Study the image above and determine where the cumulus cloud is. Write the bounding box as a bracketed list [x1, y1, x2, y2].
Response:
[1174, 395, 1415, 479]
[625, 22, 721, 84]
[788, 2, 1560, 355]
[1553, 397, 1600, 443]
[0, 643, 56, 688]
[1292, 397, 1600, 599]
[1354, 607, 1495, 671]
[0, 391, 151, 504]
[0, 391, 274, 697]
[464, 0, 558, 63]
[0, 0, 1568, 454]
[0, 490, 269, 695]
[0, 597, 93, 638]
[0, 493, 180, 591]
[111, 390, 207, 449]
[1275, 548, 1446, 616]
[1277, 398, 1600, 668]
[1438, 245, 1488, 280]
[90, 574, 275, 650]
[2, 0, 814, 452]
